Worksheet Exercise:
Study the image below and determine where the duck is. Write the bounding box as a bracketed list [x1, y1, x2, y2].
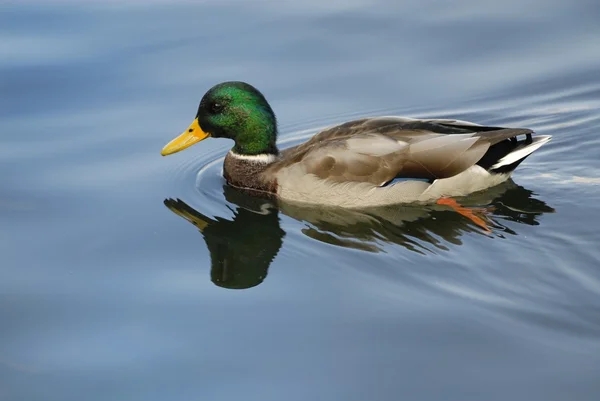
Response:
[161, 81, 551, 208]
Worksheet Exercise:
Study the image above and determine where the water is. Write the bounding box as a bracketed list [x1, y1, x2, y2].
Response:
[2, 1, 600, 400]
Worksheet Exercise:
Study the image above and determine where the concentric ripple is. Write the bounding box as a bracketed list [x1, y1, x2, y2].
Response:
[162, 82, 600, 343]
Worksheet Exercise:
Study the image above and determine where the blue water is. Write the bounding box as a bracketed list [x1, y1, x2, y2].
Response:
[2, 1, 600, 400]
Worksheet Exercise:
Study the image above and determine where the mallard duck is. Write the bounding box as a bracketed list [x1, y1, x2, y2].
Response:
[161, 81, 551, 208]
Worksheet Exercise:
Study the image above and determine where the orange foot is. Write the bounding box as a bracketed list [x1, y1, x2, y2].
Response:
[436, 198, 492, 233]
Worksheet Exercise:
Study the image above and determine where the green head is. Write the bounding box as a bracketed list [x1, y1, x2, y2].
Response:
[161, 81, 278, 156]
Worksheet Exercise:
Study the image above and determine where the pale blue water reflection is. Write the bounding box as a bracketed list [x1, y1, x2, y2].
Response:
[2, 1, 600, 400]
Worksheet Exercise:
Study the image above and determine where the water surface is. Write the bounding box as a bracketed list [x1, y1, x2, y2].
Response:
[2, 1, 600, 400]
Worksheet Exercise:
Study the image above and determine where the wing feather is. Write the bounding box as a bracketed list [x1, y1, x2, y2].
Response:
[270, 117, 534, 186]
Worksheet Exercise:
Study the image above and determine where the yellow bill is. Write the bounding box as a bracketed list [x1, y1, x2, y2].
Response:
[161, 118, 210, 156]
[163, 198, 211, 231]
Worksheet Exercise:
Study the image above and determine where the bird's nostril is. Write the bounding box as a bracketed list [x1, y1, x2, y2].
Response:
[188, 129, 193, 133]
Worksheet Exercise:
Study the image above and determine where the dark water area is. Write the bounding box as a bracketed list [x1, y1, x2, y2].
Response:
[2, 1, 600, 400]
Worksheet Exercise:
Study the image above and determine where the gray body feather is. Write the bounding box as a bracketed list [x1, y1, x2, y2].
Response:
[223, 117, 550, 207]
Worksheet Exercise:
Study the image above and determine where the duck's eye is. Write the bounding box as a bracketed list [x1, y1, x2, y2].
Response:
[211, 102, 224, 113]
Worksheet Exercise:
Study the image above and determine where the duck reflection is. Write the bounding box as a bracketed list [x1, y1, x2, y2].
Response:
[164, 191, 284, 290]
[281, 181, 554, 253]
[164, 180, 553, 289]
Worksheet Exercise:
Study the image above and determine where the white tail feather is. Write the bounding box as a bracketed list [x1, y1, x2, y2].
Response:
[491, 135, 552, 169]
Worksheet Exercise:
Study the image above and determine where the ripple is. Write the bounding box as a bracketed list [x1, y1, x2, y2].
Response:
[162, 113, 560, 289]
[159, 87, 600, 354]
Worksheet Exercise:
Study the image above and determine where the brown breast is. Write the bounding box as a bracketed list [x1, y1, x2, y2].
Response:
[223, 152, 278, 194]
